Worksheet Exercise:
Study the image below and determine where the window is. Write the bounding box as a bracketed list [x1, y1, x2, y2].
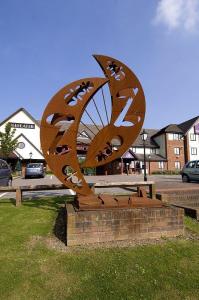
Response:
[17, 142, 25, 149]
[191, 147, 197, 155]
[158, 162, 164, 169]
[187, 161, 196, 168]
[150, 148, 156, 154]
[0, 161, 8, 169]
[173, 133, 183, 141]
[173, 134, 180, 140]
[174, 147, 180, 155]
[175, 161, 181, 169]
[131, 147, 136, 153]
[190, 133, 196, 141]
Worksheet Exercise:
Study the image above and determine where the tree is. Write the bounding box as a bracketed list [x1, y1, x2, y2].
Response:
[0, 123, 18, 160]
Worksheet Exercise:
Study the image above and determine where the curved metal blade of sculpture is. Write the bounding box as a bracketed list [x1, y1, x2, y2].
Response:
[40, 55, 145, 196]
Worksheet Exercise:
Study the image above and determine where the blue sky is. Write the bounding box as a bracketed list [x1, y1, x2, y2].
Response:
[0, 0, 199, 129]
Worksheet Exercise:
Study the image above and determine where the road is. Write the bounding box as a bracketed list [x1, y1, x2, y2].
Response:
[0, 175, 74, 200]
[0, 174, 199, 200]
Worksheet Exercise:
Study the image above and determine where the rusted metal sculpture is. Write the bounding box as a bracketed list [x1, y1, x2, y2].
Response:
[41, 55, 161, 209]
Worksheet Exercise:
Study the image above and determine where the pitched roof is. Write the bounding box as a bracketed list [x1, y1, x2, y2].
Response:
[133, 153, 167, 162]
[152, 124, 183, 138]
[0, 108, 40, 128]
[132, 129, 159, 148]
[59, 122, 160, 148]
[178, 116, 199, 134]
[14, 133, 44, 157]
[58, 122, 160, 148]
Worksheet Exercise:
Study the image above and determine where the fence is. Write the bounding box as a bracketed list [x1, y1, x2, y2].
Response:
[0, 181, 156, 206]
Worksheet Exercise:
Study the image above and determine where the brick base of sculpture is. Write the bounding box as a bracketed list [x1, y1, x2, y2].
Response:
[66, 203, 184, 246]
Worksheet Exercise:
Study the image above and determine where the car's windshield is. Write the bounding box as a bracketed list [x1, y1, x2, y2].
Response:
[0, 160, 9, 169]
[186, 161, 196, 168]
[27, 164, 42, 168]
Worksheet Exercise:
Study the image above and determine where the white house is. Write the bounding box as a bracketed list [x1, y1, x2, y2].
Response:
[0, 108, 44, 163]
[178, 116, 199, 162]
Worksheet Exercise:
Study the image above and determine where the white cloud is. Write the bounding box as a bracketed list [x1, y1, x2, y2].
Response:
[153, 0, 199, 33]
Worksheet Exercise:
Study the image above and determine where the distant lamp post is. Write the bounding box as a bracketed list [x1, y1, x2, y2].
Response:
[148, 154, 151, 175]
[29, 152, 33, 163]
[126, 163, 129, 176]
[141, 129, 148, 181]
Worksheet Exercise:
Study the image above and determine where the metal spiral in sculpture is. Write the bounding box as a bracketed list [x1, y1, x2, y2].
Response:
[40, 55, 146, 203]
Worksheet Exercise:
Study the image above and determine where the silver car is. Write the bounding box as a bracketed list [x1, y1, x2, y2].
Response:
[25, 163, 45, 179]
[181, 160, 199, 182]
[0, 159, 12, 186]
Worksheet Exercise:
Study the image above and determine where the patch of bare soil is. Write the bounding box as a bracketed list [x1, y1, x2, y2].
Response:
[27, 228, 199, 254]
[26, 206, 199, 252]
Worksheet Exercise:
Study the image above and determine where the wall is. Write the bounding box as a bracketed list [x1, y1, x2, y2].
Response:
[153, 134, 166, 157]
[66, 203, 184, 246]
[187, 125, 199, 161]
[166, 133, 185, 171]
[149, 161, 167, 174]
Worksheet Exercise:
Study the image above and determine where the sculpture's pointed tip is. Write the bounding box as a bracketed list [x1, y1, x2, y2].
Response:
[92, 54, 100, 60]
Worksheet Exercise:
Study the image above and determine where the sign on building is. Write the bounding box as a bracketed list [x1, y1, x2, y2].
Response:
[194, 123, 199, 134]
[10, 122, 35, 129]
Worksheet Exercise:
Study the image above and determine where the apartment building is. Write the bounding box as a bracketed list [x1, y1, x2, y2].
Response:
[178, 116, 199, 162]
[152, 124, 185, 172]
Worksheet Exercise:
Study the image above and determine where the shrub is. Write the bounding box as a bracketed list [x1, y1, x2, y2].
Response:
[151, 170, 181, 175]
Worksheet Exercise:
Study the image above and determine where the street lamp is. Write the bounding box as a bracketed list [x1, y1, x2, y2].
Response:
[29, 152, 33, 163]
[126, 162, 129, 175]
[148, 154, 151, 176]
[141, 129, 148, 181]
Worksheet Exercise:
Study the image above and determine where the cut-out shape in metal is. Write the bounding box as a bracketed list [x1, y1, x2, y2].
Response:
[40, 55, 146, 201]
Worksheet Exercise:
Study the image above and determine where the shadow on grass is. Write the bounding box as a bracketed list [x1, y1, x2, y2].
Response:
[53, 206, 67, 244]
[22, 195, 74, 211]
[0, 198, 16, 206]
[22, 195, 73, 245]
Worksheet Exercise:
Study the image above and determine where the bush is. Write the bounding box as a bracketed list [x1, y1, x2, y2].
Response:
[83, 167, 96, 176]
[151, 170, 181, 175]
[45, 170, 53, 175]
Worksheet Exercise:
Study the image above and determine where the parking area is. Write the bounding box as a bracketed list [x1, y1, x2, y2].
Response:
[0, 173, 199, 201]
[0, 175, 74, 200]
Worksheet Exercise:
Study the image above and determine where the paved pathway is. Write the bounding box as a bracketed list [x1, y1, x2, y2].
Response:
[1, 174, 199, 200]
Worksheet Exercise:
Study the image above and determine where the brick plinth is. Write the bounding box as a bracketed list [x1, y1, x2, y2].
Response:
[66, 204, 184, 246]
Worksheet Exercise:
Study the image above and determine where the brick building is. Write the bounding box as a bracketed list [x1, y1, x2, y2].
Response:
[152, 124, 185, 172]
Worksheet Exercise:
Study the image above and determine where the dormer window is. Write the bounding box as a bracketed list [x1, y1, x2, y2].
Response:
[190, 133, 196, 141]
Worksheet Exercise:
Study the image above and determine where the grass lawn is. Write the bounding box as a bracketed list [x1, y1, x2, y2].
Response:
[0, 197, 199, 300]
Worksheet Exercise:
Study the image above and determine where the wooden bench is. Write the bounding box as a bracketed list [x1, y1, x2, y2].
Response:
[0, 184, 68, 206]
[94, 181, 156, 199]
[0, 181, 156, 206]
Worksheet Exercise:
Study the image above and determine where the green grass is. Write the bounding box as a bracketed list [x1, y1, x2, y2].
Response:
[1, 197, 199, 300]
[185, 216, 199, 235]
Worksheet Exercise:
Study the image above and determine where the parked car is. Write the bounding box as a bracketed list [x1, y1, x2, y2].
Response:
[0, 159, 12, 186]
[25, 163, 45, 179]
[181, 160, 199, 182]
